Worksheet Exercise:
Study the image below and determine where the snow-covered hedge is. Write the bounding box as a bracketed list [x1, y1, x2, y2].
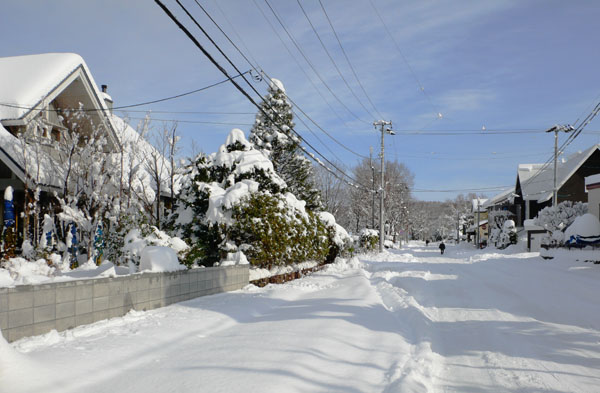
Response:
[534, 201, 587, 246]
[359, 228, 379, 250]
[171, 129, 348, 268]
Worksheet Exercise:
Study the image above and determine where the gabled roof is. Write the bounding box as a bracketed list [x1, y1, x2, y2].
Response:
[0, 53, 84, 121]
[518, 144, 600, 202]
[483, 187, 515, 208]
[0, 53, 118, 146]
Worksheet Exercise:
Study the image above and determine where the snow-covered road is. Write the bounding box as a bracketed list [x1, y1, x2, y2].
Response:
[2, 243, 600, 392]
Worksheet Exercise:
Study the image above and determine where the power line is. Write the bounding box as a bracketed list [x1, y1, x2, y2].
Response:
[368, 0, 440, 118]
[154, 0, 370, 191]
[318, 0, 384, 119]
[249, 0, 351, 128]
[295, 0, 377, 119]
[193, 0, 370, 160]
[0, 71, 251, 114]
[125, 117, 253, 126]
[262, 0, 371, 124]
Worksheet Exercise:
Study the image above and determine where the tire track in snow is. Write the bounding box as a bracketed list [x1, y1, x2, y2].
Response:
[360, 255, 441, 393]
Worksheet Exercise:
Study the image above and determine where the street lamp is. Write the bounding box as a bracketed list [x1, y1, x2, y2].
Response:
[546, 124, 574, 206]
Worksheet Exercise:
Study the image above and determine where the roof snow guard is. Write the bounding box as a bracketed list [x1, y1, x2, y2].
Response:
[519, 144, 600, 202]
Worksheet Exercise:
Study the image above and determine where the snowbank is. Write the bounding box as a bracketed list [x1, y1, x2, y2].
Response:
[220, 251, 250, 267]
[564, 213, 600, 239]
[249, 260, 319, 281]
[139, 246, 186, 273]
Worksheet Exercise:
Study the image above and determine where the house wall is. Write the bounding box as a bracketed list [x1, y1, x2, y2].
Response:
[588, 188, 600, 219]
[0, 265, 249, 342]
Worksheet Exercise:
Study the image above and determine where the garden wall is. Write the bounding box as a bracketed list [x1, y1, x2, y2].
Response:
[0, 265, 249, 342]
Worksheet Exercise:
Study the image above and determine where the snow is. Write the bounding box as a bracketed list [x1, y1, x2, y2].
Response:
[249, 260, 319, 281]
[0, 53, 84, 120]
[220, 251, 249, 267]
[269, 78, 285, 93]
[3, 186, 12, 201]
[564, 213, 600, 238]
[4, 242, 599, 392]
[139, 246, 185, 273]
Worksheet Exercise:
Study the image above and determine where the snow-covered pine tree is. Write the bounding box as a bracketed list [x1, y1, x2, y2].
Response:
[249, 79, 321, 211]
[170, 129, 350, 267]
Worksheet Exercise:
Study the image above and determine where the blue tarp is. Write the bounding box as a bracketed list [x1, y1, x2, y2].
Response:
[566, 234, 600, 246]
[3, 198, 15, 228]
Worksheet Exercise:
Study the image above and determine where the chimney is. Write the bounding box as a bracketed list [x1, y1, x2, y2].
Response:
[100, 84, 113, 113]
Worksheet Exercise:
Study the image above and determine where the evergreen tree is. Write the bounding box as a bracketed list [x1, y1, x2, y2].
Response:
[249, 79, 321, 210]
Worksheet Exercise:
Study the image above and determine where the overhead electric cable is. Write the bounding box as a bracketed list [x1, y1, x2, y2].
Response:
[318, 0, 384, 119]
[368, 0, 439, 117]
[0, 71, 250, 113]
[154, 0, 369, 190]
[295, 0, 377, 119]
[192, 0, 370, 159]
[262, 0, 371, 124]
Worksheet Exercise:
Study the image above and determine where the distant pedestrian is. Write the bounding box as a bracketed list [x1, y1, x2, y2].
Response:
[425, 239, 430, 246]
[439, 241, 446, 255]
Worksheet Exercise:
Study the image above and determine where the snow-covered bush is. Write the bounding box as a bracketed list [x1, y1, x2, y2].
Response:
[122, 226, 189, 268]
[534, 201, 587, 246]
[318, 212, 353, 261]
[488, 210, 517, 249]
[359, 228, 379, 250]
[171, 128, 344, 268]
[229, 192, 329, 267]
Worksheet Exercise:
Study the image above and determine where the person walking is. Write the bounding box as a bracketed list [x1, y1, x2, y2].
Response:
[439, 241, 446, 255]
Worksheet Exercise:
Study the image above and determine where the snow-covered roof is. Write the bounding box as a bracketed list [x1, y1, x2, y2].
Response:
[523, 219, 544, 231]
[0, 53, 90, 121]
[483, 187, 515, 208]
[472, 198, 488, 212]
[518, 144, 600, 202]
[0, 53, 174, 195]
[110, 114, 179, 198]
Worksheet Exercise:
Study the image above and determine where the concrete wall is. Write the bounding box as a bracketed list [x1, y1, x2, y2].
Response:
[0, 265, 248, 342]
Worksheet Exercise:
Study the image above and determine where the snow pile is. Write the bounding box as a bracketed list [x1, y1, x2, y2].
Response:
[0, 258, 55, 286]
[564, 213, 600, 244]
[324, 256, 363, 273]
[123, 227, 189, 266]
[139, 246, 185, 272]
[249, 260, 319, 281]
[205, 180, 260, 225]
[220, 251, 250, 267]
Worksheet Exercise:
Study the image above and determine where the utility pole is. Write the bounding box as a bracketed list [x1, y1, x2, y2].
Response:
[476, 197, 480, 249]
[546, 124, 574, 206]
[370, 147, 375, 229]
[374, 120, 394, 252]
[456, 210, 460, 244]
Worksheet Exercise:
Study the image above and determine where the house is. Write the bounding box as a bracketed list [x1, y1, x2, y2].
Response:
[514, 144, 600, 226]
[468, 198, 488, 245]
[0, 53, 173, 251]
[585, 174, 600, 219]
[509, 145, 600, 250]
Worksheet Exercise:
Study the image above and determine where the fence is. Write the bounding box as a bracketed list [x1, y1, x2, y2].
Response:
[0, 265, 249, 342]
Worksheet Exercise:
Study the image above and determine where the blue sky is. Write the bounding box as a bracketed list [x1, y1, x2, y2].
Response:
[2, 0, 600, 201]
